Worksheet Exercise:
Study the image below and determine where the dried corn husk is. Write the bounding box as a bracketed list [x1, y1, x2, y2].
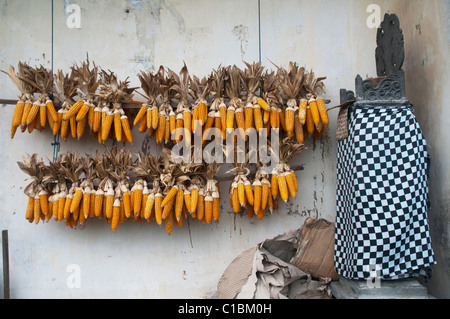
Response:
[1, 63, 38, 137]
[96, 69, 137, 143]
[71, 55, 100, 129]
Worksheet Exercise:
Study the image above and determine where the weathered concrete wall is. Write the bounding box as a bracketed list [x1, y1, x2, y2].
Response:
[384, 0, 450, 299]
[0, 0, 447, 298]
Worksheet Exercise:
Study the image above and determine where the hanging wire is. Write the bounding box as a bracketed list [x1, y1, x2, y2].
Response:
[51, 0, 54, 74]
[52, 133, 60, 162]
[50, 0, 60, 161]
[258, 0, 261, 63]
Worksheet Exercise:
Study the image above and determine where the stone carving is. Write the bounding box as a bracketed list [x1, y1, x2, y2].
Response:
[375, 13, 405, 77]
[355, 71, 406, 102]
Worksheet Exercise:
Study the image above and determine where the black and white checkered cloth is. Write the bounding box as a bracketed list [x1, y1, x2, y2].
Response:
[335, 105, 436, 280]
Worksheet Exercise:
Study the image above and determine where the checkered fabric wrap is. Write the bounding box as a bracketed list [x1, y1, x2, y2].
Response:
[335, 105, 436, 280]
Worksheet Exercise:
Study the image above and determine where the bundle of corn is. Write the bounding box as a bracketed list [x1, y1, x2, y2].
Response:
[39, 152, 85, 226]
[44, 154, 68, 222]
[303, 70, 328, 139]
[17, 154, 49, 224]
[227, 154, 253, 215]
[168, 64, 192, 146]
[270, 137, 304, 203]
[190, 73, 212, 144]
[277, 62, 306, 140]
[70, 57, 101, 136]
[53, 69, 80, 139]
[179, 158, 207, 221]
[154, 67, 177, 145]
[105, 147, 135, 231]
[224, 65, 245, 140]
[188, 175, 205, 219]
[203, 162, 221, 224]
[217, 67, 229, 141]
[75, 155, 97, 225]
[260, 70, 282, 131]
[203, 66, 227, 142]
[1, 63, 40, 138]
[241, 62, 268, 138]
[17, 64, 56, 134]
[133, 151, 163, 223]
[135, 66, 163, 138]
[156, 149, 185, 233]
[96, 70, 137, 144]
[46, 153, 97, 225]
[158, 148, 208, 231]
[251, 163, 274, 220]
[58, 152, 85, 227]
[92, 149, 114, 222]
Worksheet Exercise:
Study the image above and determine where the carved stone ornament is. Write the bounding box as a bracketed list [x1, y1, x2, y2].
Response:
[375, 13, 405, 77]
[355, 71, 407, 104]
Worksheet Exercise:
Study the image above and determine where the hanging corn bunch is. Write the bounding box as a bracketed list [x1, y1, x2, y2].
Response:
[226, 149, 253, 215]
[270, 137, 304, 203]
[205, 66, 227, 143]
[203, 162, 221, 224]
[158, 149, 185, 232]
[276, 62, 306, 140]
[43, 154, 67, 222]
[135, 66, 163, 139]
[175, 152, 206, 222]
[241, 62, 266, 138]
[1, 63, 40, 138]
[60, 152, 85, 227]
[224, 65, 245, 139]
[168, 64, 193, 146]
[133, 151, 164, 223]
[153, 67, 177, 145]
[17, 154, 49, 224]
[190, 73, 212, 144]
[251, 163, 274, 220]
[75, 155, 96, 224]
[106, 147, 136, 230]
[15, 64, 56, 134]
[96, 70, 137, 144]
[303, 70, 328, 139]
[53, 70, 80, 139]
[70, 57, 101, 137]
[158, 148, 207, 231]
[260, 70, 282, 132]
[187, 175, 203, 219]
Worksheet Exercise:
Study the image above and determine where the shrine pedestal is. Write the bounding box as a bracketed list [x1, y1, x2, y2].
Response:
[330, 277, 434, 299]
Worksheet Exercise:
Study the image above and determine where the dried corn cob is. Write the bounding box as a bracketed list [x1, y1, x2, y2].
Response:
[253, 179, 262, 213]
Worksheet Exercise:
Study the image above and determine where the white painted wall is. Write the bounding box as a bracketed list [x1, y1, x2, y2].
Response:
[0, 0, 447, 298]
